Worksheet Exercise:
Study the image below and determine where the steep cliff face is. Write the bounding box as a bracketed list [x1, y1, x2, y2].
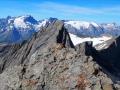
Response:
[91, 36, 120, 80]
[0, 20, 119, 90]
[0, 20, 73, 72]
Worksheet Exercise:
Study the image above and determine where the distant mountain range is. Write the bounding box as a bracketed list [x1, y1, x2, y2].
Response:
[0, 19, 120, 90]
[65, 21, 120, 37]
[0, 15, 120, 44]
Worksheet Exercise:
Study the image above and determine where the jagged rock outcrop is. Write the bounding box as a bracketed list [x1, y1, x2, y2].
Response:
[0, 20, 74, 72]
[0, 20, 119, 90]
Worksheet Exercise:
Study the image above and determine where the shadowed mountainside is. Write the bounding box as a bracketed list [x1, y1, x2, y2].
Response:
[88, 36, 120, 81]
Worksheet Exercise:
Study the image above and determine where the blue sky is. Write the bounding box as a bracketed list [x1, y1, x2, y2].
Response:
[0, 0, 120, 23]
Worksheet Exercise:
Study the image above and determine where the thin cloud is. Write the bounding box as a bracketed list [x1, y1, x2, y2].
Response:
[38, 2, 103, 15]
[37, 1, 120, 16]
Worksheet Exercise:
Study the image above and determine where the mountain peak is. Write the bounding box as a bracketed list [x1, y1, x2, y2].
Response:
[0, 16, 120, 44]
[65, 21, 99, 29]
[13, 15, 38, 28]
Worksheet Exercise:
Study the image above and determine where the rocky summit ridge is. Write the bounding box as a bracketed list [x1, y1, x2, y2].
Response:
[0, 20, 120, 90]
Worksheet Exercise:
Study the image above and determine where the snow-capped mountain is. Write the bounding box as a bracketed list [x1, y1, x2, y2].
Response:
[101, 23, 120, 36]
[69, 33, 112, 49]
[0, 16, 120, 45]
[65, 21, 119, 48]
[36, 17, 58, 30]
[0, 16, 59, 44]
[0, 15, 48, 43]
[65, 20, 120, 37]
[65, 21, 104, 37]
[12, 15, 38, 28]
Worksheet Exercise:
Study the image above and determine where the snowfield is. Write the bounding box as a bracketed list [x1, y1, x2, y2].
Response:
[69, 33, 112, 46]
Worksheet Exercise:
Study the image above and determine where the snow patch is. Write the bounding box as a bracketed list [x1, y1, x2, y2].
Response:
[95, 43, 108, 50]
[69, 33, 112, 46]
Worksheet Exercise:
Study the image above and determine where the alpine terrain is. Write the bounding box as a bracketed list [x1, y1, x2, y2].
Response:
[0, 16, 120, 90]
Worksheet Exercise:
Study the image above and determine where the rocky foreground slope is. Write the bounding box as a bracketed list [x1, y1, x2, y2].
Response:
[0, 20, 120, 90]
